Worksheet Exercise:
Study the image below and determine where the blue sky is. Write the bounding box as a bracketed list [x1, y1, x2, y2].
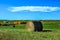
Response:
[0, 0, 60, 20]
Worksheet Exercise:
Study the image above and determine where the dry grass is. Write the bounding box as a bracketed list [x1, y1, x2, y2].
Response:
[0, 29, 60, 40]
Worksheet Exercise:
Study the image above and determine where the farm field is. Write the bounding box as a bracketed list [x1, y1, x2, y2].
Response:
[0, 20, 60, 40]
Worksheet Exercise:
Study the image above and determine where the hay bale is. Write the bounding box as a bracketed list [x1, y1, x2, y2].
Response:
[26, 21, 43, 32]
[33, 21, 43, 31]
[26, 21, 34, 31]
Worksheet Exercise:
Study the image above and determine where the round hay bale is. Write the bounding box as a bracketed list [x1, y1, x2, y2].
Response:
[26, 21, 34, 31]
[26, 21, 43, 32]
[33, 21, 43, 31]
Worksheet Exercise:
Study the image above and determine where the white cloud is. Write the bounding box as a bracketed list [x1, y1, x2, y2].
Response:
[8, 6, 60, 12]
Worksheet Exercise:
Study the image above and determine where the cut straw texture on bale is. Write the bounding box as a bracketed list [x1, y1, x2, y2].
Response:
[26, 21, 34, 31]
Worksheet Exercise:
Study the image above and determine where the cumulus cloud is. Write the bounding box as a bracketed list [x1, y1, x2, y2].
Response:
[8, 6, 60, 12]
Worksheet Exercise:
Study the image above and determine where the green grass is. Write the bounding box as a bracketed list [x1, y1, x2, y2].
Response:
[0, 22, 60, 40]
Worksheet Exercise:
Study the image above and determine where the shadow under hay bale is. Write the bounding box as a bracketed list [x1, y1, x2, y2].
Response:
[42, 30, 52, 32]
[26, 21, 43, 32]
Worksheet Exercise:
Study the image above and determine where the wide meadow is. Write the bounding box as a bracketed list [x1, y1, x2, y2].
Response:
[0, 20, 60, 40]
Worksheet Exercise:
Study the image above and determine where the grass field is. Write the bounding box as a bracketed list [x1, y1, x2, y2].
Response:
[0, 21, 60, 40]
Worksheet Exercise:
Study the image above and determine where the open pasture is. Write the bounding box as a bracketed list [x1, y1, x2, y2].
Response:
[0, 20, 60, 40]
